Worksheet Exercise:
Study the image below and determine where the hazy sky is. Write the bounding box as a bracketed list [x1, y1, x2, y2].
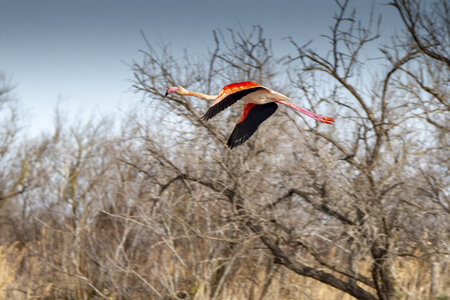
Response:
[0, 0, 401, 134]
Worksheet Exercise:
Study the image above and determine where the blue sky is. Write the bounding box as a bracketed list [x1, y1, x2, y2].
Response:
[0, 0, 401, 134]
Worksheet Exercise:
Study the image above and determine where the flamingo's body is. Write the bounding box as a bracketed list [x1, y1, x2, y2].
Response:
[165, 81, 334, 148]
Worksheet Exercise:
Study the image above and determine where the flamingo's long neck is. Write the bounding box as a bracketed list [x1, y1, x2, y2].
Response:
[186, 91, 217, 101]
[273, 99, 335, 124]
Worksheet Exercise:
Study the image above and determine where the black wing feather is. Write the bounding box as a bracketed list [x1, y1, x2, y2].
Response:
[202, 87, 263, 121]
[227, 102, 278, 149]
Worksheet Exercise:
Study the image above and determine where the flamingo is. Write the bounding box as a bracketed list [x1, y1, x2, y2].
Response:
[165, 81, 334, 148]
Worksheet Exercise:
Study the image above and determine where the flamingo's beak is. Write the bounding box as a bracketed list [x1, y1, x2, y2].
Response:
[165, 87, 178, 97]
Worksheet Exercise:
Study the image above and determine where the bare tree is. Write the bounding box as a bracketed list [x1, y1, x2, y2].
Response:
[0, 73, 24, 208]
[391, 0, 449, 67]
[129, 1, 449, 299]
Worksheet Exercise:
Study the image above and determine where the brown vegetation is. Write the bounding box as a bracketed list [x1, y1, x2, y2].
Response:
[0, 0, 448, 299]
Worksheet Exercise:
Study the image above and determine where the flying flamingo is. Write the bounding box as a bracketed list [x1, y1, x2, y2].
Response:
[165, 81, 334, 148]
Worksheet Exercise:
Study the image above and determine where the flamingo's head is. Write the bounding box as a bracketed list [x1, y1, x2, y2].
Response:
[165, 86, 188, 97]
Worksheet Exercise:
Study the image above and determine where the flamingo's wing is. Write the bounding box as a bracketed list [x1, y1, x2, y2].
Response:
[227, 102, 278, 149]
[202, 84, 263, 121]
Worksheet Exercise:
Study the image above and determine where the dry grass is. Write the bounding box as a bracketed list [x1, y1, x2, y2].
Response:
[0, 246, 13, 297]
[0, 241, 448, 300]
[0, 244, 23, 300]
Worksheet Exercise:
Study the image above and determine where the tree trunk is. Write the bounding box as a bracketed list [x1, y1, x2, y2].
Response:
[371, 244, 395, 300]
